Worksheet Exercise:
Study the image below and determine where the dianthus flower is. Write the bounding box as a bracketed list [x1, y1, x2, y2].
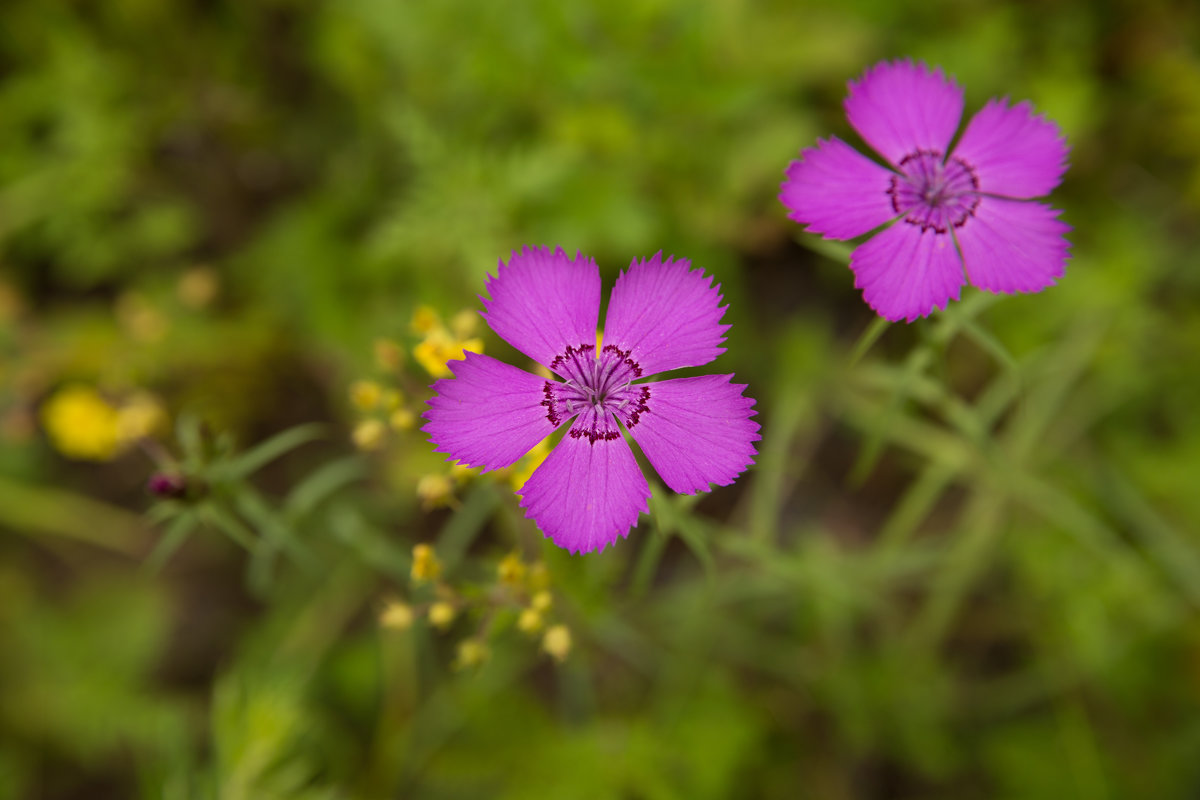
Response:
[780, 59, 1071, 322]
[423, 247, 760, 554]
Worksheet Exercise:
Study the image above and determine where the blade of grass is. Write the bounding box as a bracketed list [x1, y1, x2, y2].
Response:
[437, 481, 498, 567]
[847, 316, 890, 367]
[235, 487, 316, 567]
[1100, 467, 1200, 607]
[143, 511, 198, 573]
[0, 476, 147, 555]
[220, 423, 326, 481]
[197, 502, 257, 550]
[848, 344, 934, 484]
[284, 456, 367, 520]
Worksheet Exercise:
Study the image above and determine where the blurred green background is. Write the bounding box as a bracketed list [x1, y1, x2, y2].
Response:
[3, 0, 1200, 798]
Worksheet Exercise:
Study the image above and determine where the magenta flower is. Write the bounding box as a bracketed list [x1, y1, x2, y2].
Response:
[422, 247, 760, 554]
[780, 59, 1071, 322]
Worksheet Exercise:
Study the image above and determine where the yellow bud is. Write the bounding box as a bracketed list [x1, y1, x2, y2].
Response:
[380, 389, 404, 411]
[497, 552, 526, 587]
[450, 309, 479, 339]
[410, 543, 442, 583]
[517, 608, 543, 634]
[531, 590, 553, 613]
[411, 306, 441, 335]
[373, 338, 405, 371]
[416, 473, 454, 508]
[542, 624, 572, 662]
[526, 562, 551, 593]
[413, 336, 450, 379]
[352, 418, 387, 451]
[448, 462, 478, 482]
[428, 601, 457, 630]
[389, 408, 416, 431]
[454, 637, 489, 670]
[350, 380, 383, 411]
[115, 292, 168, 342]
[115, 392, 167, 443]
[177, 267, 219, 309]
[380, 601, 414, 630]
[40, 385, 121, 461]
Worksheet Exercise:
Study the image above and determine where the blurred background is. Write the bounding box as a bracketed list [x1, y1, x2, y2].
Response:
[3, 0, 1200, 798]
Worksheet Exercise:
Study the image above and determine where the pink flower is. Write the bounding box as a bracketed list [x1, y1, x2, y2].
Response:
[780, 59, 1071, 322]
[422, 247, 760, 554]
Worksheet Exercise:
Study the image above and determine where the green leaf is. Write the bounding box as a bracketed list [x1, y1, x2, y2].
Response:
[234, 488, 316, 569]
[197, 502, 257, 550]
[219, 423, 327, 482]
[284, 456, 367, 520]
[847, 316, 891, 367]
[144, 512, 198, 573]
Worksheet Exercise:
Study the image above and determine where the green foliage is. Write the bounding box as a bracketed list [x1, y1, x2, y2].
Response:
[3, 0, 1200, 798]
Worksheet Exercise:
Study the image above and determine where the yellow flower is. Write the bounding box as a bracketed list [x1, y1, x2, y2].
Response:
[40, 385, 121, 461]
[428, 601, 457, 630]
[349, 380, 384, 411]
[450, 309, 479, 339]
[389, 408, 416, 431]
[380, 600, 415, 630]
[416, 474, 454, 508]
[448, 462, 478, 482]
[414, 330, 484, 378]
[352, 418, 387, 450]
[497, 552, 526, 587]
[517, 608, 543, 635]
[411, 306, 441, 335]
[454, 637, 489, 670]
[410, 543, 442, 583]
[380, 389, 404, 411]
[542, 624, 572, 662]
[530, 590, 553, 613]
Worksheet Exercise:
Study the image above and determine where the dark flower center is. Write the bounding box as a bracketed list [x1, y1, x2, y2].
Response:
[542, 344, 651, 444]
[887, 149, 980, 233]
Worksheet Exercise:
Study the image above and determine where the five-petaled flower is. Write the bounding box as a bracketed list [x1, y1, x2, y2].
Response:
[422, 247, 760, 554]
[780, 59, 1071, 322]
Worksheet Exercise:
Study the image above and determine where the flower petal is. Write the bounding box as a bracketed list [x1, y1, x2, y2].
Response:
[850, 223, 965, 322]
[956, 198, 1070, 294]
[602, 253, 728, 375]
[628, 375, 759, 495]
[423, 351, 561, 470]
[951, 98, 1068, 199]
[518, 431, 650, 554]
[779, 136, 898, 240]
[480, 246, 601, 368]
[844, 59, 964, 167]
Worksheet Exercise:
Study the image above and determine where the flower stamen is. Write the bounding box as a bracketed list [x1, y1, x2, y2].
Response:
[542, 344, 651, 443]
[887, 149, 981, 233]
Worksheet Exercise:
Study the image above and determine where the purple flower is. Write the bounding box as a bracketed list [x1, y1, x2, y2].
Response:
[422, 247, 760, 554]
[780, 59, 1071, 322]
